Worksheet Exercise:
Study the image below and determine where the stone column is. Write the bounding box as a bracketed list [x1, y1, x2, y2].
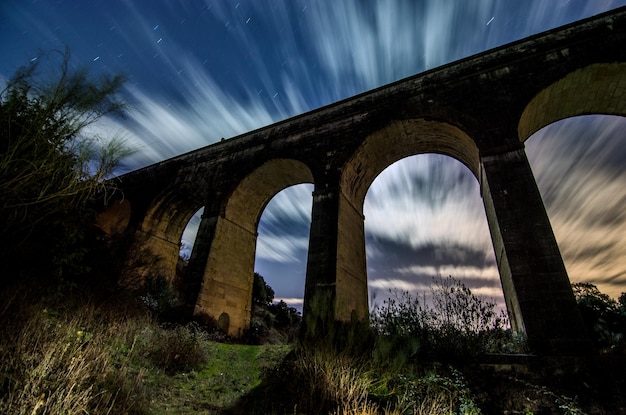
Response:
[302, 181, 369, 342]
[119, 220, 180, 290]
[194, 211, 256, 337]
[302, 184, 340, 340]
[480, 147, 591, 355]
[182, 211, 217, 311]
[336, 191, 369, 322]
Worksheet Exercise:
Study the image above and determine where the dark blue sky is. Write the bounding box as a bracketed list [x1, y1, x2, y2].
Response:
[2, 1, 626, 308]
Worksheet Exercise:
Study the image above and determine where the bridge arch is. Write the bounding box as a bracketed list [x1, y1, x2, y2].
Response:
[124, 181, 204, 288]
[329, 118, 480, 322]
[525, 114, 626, 298]
[341, 118, 480, 208]
[195, 158, 314, 336]
[518, 62, 626, 142]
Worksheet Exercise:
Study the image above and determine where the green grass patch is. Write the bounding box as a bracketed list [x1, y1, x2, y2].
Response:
[143, 342, 292, 414]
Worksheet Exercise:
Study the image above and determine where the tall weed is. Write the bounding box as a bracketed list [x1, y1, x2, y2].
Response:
[293, 348, 372, 413]
[289, 347, 404, 415]
[0, 295, 149, 414]
[390, 367, 482, 415]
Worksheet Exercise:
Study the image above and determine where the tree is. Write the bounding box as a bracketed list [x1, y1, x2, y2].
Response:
[268, 300, 301, 328]
[0, 50, 131, 284]
[572, 282, 626, 350]
[572, 282, 617, 314]
[252, 272, 275, 306]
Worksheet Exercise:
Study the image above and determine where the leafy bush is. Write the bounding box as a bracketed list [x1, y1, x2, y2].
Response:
[371, 275, 517, 363]
[268, 299, 302, 329]
[138, 322, 208, 374]
[572, 282, 626, 351]
[388, 367, 482, 415]
[135, 273, 191, 325]
[0, 50, 131, 285]
[245, 273, 302, 344]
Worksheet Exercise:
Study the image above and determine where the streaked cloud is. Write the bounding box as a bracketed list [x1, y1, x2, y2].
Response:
[181, 185, 313, 263]
[364, 155, 492, 255]
[256, 235, 310, 263]
[527, 115, 626, 298]
[395, 264, 499, 281]
[274, 297, 304, 308]
[369, 278, 430, 293]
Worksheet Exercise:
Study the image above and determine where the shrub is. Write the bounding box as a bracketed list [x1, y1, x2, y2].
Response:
[268, 300, 302, 329]
[138, 322, 208, 374]
[389, 367, 482, 415]
[244, 274, 302, 345]
[0, 50, 132, 286]
[371, 275, 516, 363]
[572, 282, 626, 351]
[252, 272, 275, 306]
[135, 273, 190, 324]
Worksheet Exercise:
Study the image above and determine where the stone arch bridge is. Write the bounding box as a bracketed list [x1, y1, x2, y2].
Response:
[99, 8, 626, 355]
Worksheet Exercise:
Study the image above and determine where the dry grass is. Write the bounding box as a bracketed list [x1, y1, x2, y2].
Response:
[332, 402, 401, 415]
[0, 282, 492, 415]
[293, 348, 405, 415]
[0, 293, 149, 415]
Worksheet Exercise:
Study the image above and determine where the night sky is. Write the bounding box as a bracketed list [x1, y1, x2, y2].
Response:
[2, 1, 626, 311]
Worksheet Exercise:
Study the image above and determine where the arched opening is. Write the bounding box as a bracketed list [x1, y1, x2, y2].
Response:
[123, 182, 204, 288]
[179, 207, 204, 261]
[178, 206, 204, 282]
[254, 184, 313, 313]
[525, 115, 626, 299]
[519, 63, 626, 299]
[519, 62, 626, 141]
[364, 154, 501, 311]
[195, 159, 314, 336]
[501, 68, 626, 352]
[341, 119, 480, 205]
[332, 118, 482, 322]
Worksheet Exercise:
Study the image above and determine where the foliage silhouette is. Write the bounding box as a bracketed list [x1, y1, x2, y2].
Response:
[0, 50, 132, 286]
[572, 282, 626, 351]
[252, 272, 275, 306]
[370, 275, 516, 365]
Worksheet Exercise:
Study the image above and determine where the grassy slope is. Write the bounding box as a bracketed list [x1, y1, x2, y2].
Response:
[2, 288, 625, 415]
[0, 289, 292, 415]
[144, 342, 291, 414]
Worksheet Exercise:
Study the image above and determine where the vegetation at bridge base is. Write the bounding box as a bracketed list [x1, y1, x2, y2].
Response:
[572, 282, 626, 353]
[244, 272, 302, 345]
[2, 273, 626, 415]
[225, 277, 626, 415]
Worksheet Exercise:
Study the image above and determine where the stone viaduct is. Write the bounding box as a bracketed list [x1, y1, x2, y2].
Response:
[99, 7, 626, 355]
